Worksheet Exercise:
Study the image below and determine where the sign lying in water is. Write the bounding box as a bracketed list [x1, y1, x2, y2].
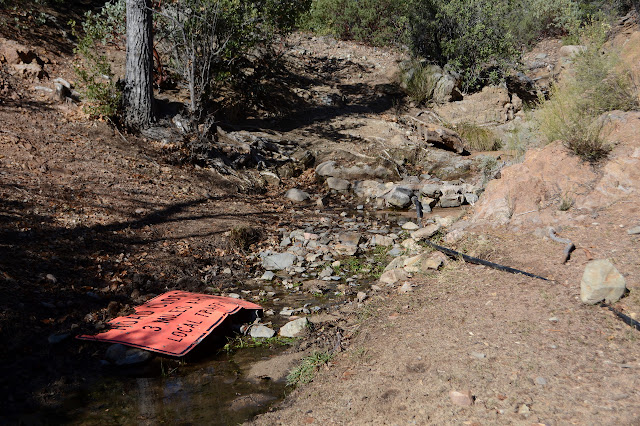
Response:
[78, 291, 262, 356]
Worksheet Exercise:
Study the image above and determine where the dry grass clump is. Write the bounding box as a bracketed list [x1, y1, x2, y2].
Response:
[456, 122, 502, 151]
[536, 38, 638, 162]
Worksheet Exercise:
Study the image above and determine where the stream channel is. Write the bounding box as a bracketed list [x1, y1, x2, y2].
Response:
[46, 206, 465, 425]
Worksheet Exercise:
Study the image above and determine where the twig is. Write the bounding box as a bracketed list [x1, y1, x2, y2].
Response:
[106, 117, 128, 145]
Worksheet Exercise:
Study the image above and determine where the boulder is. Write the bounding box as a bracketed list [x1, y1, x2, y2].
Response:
[421, 183, 442, 198]
[580, 259, 626, 305]
[279, 317, 310, 337]
[353, 180, 386, 199]
[434, 86, 511, 126]
[316, 160, 397, 181]
[371, 234, 394, 246]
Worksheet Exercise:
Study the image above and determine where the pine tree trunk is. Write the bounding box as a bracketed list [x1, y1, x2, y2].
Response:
[124, 0, 154, 130]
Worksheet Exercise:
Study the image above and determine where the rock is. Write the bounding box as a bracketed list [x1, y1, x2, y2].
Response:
[444, 229, 465, 243]
[372, 234, 394, 246]
[397, 282, 413, 293]
[535, 377, 547, 386]
[356, 291, 368, 303]
[580, 259, 626, 305]
[449, 390, 474, 406]
[45, 273, 57, 284]
[385, 186, 413, 208]
[403, 252, 443, 273]
[434, 216, 455, 227]
[338, 232, 362, 246]
[229, 393, 276, 411]
[627, 226, 640, 235]
[262, 252, 297, 270]
[384, 255, 408, 272]
[379, 269, 410, 285]
[315, 160, 397, 181]
[420, 183, 441, 198]
[318, 266, 333, 278]
[412, 118, 468, 153]
[105, 343, 153, 366]
[279, 317, 309, 337]
[250, 325, 276, 339]
[48, 333, 70, 344]
[471, 352, 486, 359]
[434, 86, 511, 126]
[260, 171, 281, 186]
[559, 45, 587, 58]
[440, 194, 463, 208]
[410, 224, 441, 240]
[54, 82, 71, 101]
[326, 177, 350, 191]
[353, 180, 386, 198]
[285, 188, 310, 202]
[401, 238, 422, 253]
[464, 193, 479, 205]
[402, 222, 419, 231]
[332, 243, 358, 256]
[260, 271, 276, 281]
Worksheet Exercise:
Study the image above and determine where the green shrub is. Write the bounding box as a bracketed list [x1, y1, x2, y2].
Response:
[303, 0, 410, 46]
[70, 2, 125, 119]
[535, 21, 638, 162]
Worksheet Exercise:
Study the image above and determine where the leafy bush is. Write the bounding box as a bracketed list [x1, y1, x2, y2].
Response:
[70, 1, 125, 118]
[303, 0, 409, 46]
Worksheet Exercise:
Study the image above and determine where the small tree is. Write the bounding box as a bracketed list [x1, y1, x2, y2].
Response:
[123, 0, 154, 129]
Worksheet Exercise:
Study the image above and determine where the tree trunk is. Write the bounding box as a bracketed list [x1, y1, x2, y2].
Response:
[124, 0, 154, 130]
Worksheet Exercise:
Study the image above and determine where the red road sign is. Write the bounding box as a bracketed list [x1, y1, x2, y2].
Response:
[77, 291, 262, 356]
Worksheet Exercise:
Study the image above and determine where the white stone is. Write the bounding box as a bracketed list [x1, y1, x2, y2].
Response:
[279, 317, 310, 337]
[580, 259, 626, 304]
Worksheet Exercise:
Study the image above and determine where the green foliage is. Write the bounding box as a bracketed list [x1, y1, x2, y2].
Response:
[70, 3, 124, 119]
[535, 20, 638, 162]
[303, 0, 409, 46]
[286, 351, 333, 386]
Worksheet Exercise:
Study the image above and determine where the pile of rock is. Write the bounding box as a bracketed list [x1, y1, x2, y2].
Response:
[316, 160, 482, 211]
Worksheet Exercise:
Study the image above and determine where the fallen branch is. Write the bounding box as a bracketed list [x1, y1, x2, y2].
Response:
[425, 240, 549, 281]
[548, 227, 575, 264]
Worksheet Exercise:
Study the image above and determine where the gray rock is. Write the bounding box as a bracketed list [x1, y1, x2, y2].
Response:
[464, 193, 479, 205]
[262, 253, 297, 270]
[627, 226, 640, 235]
[421, 183, 442, 198]
[279, 307, 295, 316]
[260, 271, 276, 281]
[384, 255, 408, 272]
[318, 266, 333, 278]
[338, 232, 362, 246]
[105, 343, 127, 363]
[371, 234, 394, 246]
[250, 325, 276, 339]
[356, 291, 368, 303]
[559, 45, 587, 58]
[332, 243, 358, 256]
[402, 222, 419, 231]
[440, 194, 463, 208]
[117, 348, 153, 366]
[260, 171, 281, 186]
[387, 247, 404, 257]
[353, 180, 386, 198]
[398, 282, 413, 293]
[385, 186, 413, 208]
[326, 177, 351, 192]
[535, 377, 547, 386]
[580, 259, 626, 304]
[279, 317, 309, 337]
[285, 188, 310, 202]
[410, 224, 441, 240]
